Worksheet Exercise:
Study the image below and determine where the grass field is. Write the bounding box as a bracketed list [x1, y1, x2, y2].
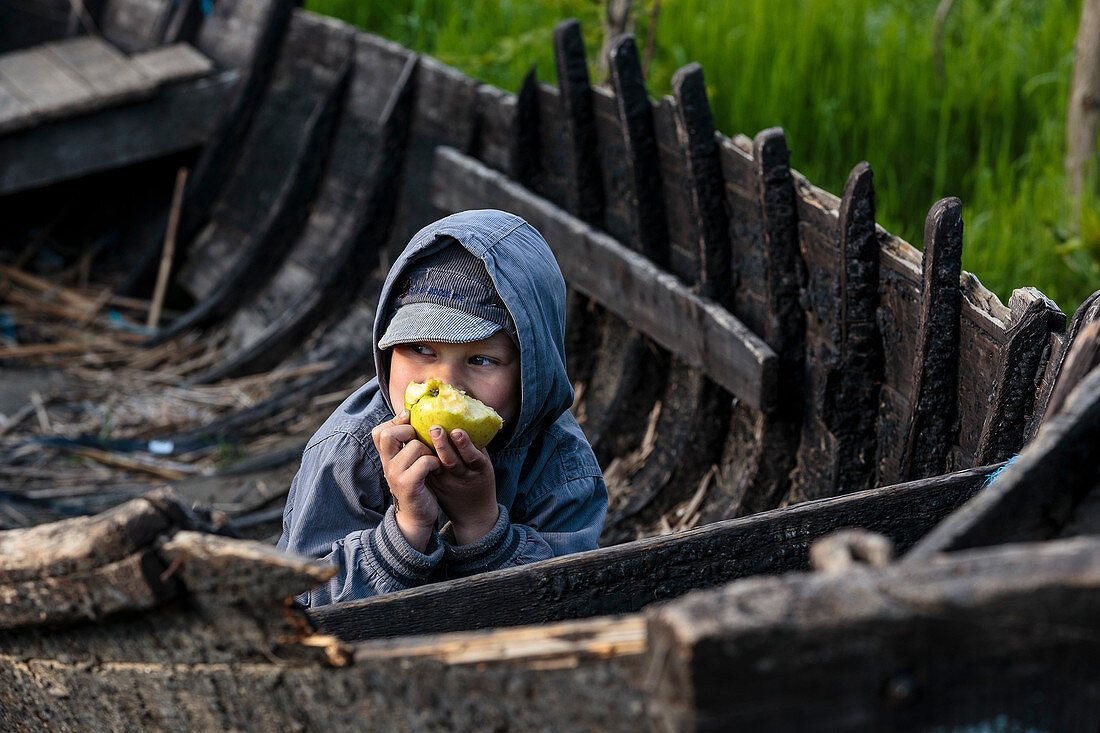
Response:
[307, 0, 1097, 315]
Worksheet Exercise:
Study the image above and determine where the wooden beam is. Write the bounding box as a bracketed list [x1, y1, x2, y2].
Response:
[0, 70, 236, 195]
[308, 462, 995, 642]
[431, 146, 777, 412]
[552, 18, 603, 225]
[646, 535, 1100, 732]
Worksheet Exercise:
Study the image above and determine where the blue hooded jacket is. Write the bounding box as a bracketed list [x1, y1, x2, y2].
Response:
[277, 210, 608, 605]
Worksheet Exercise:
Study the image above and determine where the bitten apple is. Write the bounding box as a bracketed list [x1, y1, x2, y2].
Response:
[404, 378, 503, 450]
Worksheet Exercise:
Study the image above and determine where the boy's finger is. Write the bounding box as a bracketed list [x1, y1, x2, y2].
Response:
[450, 429, 488, 470]
[406, 453, 441, 485]
[392, 440, 438, 475]
[430, 425, 463, 469]
[372, 423, 418, 461]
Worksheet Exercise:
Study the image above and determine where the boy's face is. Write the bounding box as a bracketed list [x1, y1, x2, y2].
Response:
[388, 331, 521, 428]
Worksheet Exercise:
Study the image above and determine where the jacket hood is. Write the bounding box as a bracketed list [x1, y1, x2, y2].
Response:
[374, 209, 573, 450]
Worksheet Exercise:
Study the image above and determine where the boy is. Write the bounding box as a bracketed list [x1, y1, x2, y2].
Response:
[278, 209, 608, 606]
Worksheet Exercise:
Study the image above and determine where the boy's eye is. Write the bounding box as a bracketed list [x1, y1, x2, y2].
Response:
[410, 344, 435, 356]
[469, 355, 495, 366]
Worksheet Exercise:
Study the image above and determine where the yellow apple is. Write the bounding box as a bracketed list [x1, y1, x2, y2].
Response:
[404, 379, 503, 450]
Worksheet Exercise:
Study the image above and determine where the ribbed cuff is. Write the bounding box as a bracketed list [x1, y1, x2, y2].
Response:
[367, 506, 444, 590]
[441, 504, 522, 577]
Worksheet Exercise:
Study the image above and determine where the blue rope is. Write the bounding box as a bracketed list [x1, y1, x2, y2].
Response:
[982, 454, 1018, 488]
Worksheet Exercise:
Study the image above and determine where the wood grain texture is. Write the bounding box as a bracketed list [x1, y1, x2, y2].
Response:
[900, 197, 964, 480]
[552, 18, 603, 224]
[309, 463, 994, 641]
[431, 146, 777, 411]
[647, 535, 1100, 732]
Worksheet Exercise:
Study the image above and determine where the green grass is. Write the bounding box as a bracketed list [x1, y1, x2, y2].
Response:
[307, 0, 1098, 315]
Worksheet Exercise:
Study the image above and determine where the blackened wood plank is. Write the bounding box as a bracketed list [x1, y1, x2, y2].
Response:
[0, 77, 33, 133]
[511, 66, 541, 188]
[975, 290, 1064, 463]
[309, 463, 995, 641]
[552, 18, 603, 224]
[162, 0, 205, 45]
[155, 26, 354, 341]
[672, 63, 730, 302]
[431, 146, 777, 411]
[130, 43, 215, 86]
[193, 54, 418, 381]
[98, 0, 173, 53]
[607, 33, 668, 265]
[828, 161, 882, 493]
[0, 70, 235, 195]
[906, 360, 1100, 560]
[900, 197, 963, 480]
[1045, 320, 1100, 424]
[648, 536, 1100, 732]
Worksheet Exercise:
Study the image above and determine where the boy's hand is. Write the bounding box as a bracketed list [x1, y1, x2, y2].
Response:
[427, 426, 500, 545]
[371, 410, 441, 552]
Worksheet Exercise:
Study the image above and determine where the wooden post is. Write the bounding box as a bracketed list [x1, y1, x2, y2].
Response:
[900, 197, 963, 481]
[671, 62, 730, 303]
[975, 292, 1064, 464]
[829, 161, 883, 493]
[607, 33, 668, 265]
[511, 66, 541, 189]
[553, 19, 604, 225]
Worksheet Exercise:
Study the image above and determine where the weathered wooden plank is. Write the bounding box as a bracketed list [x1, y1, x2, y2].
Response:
[906, 359, 1100, 560]
[0, 550, 171, 630]
[158, 17, 355, 340]
[0, 77, 33, 133]
[0, 46, 96, 119]
[194, 53, 418, 381]
[0, 489, 177, 583]
[900, 197, 964, 480]
[671, 63, 730, 301]
[309, 462, 995, 641]
[607, 33, 668, 265]
[552, 19, 602, 224]
[44, 36, 151, 104]
[828, 161, 883, 493]
[0, 626, 644, 732]
[647, 536, 1100, 732]
[975, 289, 1064, 463]
[431, 146, 777, 411]
[130, 43, 215, 86]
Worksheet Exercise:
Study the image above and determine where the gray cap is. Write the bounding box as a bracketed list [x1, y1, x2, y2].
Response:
[379, 242, 517, 349]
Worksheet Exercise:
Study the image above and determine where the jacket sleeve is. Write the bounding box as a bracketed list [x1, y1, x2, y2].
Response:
[277, 429, 444, 606]
[440, 473, 608, 578]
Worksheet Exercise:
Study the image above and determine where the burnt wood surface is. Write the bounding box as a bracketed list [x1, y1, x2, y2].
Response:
[711, 129, 805, 518]
[900, 197, 964, 480]
[974, 290, 1064, 463]
[1039, 289, 1100, 426]
[152, 18, 354, 342]
[431, 146, 777, 412]
[647, 535, 1100, 732]
[190, 47, 418, 381]
[906, 355, 1100, 560]
[308, 463, 995, 642]
[118, 0, 297, 296]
